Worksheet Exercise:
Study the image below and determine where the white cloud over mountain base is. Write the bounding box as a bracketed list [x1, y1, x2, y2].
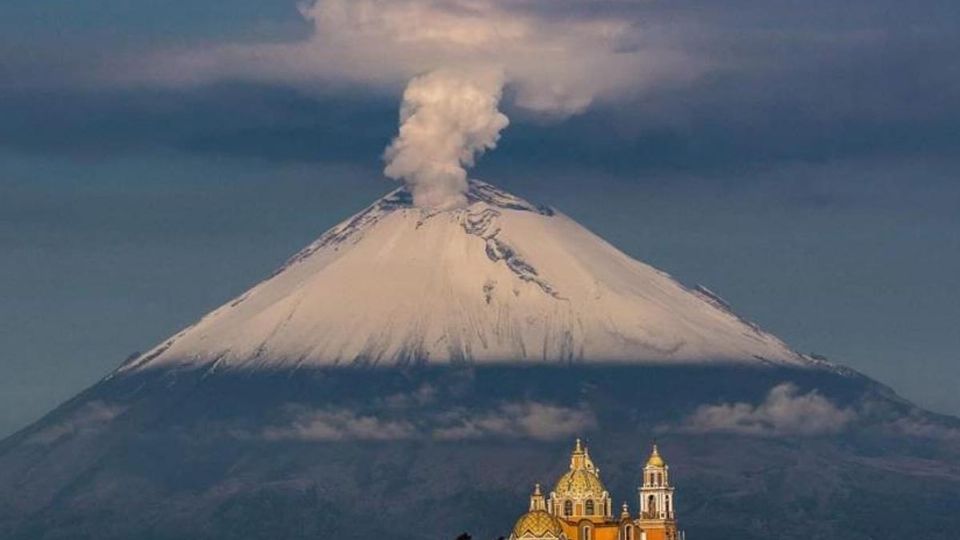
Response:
[675, 383, 857, 436]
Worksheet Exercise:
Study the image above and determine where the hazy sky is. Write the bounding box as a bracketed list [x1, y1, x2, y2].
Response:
[1, 0, 959, 437]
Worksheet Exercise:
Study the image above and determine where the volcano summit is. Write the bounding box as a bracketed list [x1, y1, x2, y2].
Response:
[125, 180, 806, 372]
[2, 181, 959, 540]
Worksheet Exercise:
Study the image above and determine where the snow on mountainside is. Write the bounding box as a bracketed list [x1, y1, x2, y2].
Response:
[122, 180, 811, 372]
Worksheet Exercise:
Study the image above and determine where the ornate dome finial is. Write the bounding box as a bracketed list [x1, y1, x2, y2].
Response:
[570, 438, 587, 470]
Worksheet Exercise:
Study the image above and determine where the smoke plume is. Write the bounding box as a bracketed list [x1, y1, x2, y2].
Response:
[383, 69, 509, 209]
[125, 0, 701, 208]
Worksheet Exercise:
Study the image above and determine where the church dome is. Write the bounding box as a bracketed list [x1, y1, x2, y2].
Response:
[512, 510, 564, 538]
[646, 444, 665, 468]
[553, 467, 606, 498]
[553, 439, 608, 499]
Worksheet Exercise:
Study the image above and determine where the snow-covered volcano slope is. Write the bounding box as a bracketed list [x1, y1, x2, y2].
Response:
[123, 181, 810, 372]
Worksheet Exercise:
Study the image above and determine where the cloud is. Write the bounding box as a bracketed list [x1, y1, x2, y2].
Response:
[383, 68, 509, 208]
[258, 401, 595, 442]
[104, 1, 702, 206]
[27, 400, 126, 445]
[677, 383, 857, 436]
[433, 402, 596, 441]
[3, 1, 958, 174]
[883, 415, 960, 441]
[383, 384, 438, 409]
[122, 0, 699, 116]
[262, 406, 417, 441]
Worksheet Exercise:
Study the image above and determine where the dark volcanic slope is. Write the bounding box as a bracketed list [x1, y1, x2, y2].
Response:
[1, 365, 959, 540]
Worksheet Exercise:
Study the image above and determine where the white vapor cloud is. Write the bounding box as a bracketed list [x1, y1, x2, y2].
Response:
[257, 401, 594, 442]
[28, 401, 126, 445]
[262, 406, 416, 441]
[433, 402, 596, 441]
[131, 0, 698, 116]
[883, 415, 960, 441]
[383, 384, 438, 409]
[118, 0, 701, 208]
[384, 68, 509, 208]
[678, 383, 857, 436]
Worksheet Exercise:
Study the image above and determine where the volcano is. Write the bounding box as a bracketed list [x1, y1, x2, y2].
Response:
[1, 181, 959, 540]
[124, 180, 804, 371]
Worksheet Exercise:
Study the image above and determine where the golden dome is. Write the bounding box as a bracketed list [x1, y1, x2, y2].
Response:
[553, 439, 607, 498]
[512, 510, 563, 538]
[646, 444, 665, 468]
[553, 467, 606, 498]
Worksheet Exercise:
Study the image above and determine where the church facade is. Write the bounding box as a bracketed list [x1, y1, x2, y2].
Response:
[508, 440, 685, 540]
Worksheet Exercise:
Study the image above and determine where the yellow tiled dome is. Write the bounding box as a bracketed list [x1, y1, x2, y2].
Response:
[512, 510, 564, 537]
[553, 467, 606, 498]
[553, 439, 607, 498]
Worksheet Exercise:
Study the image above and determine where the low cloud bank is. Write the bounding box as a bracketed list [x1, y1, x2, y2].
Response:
[883, 415, 960, 441]
[262, 406, 416, 441]
[433, 402, 596, 441]
[677, 383, 857, 436]
[260, 401, 595, 442]
[28, 401, 126, 444]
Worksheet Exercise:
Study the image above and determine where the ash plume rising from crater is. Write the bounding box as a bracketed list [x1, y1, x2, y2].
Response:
[384, 69, 509, 209]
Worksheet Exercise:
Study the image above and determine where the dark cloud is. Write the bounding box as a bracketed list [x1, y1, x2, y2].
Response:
[2, 1, 957, 174]
[0, 0, 306, 49]
[0, 84, 396, 163]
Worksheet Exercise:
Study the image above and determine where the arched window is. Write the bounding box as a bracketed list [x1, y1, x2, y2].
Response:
[656, 472, 662, 486]
[625, 525, 633, 540]
[665, 496, 671, 514]
[564, 500, 573, 517]
[581, 525, 592, 540]
[647, 494, 656, 516]
[585, 500, 595, 516]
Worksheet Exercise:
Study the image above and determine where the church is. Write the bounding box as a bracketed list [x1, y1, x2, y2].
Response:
[508, 440, 685, 540]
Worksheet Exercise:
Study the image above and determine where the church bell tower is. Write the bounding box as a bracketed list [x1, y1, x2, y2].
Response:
[637, 445, 679, 540]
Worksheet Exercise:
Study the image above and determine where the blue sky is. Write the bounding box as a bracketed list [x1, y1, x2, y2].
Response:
[1, 0, 959, 437]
